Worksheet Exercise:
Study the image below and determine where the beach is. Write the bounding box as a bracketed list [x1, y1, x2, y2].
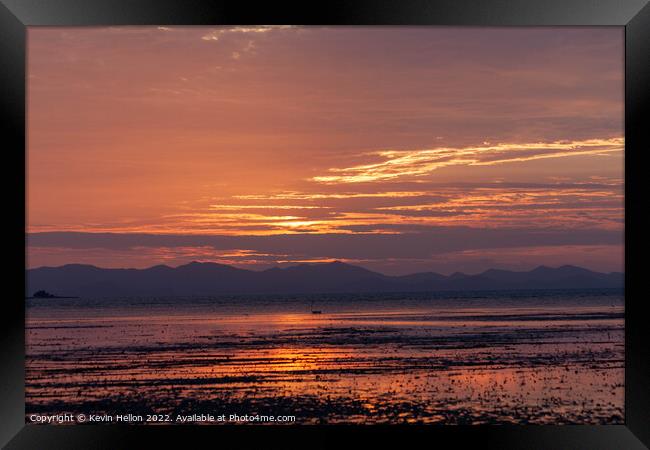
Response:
[25, 289, 624, 424]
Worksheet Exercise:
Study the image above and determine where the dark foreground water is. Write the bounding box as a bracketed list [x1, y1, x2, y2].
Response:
[26, 289, 624, 424]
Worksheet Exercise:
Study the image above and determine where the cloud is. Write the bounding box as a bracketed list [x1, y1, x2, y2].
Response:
[201, 25, 294, 41]
[26, 228, 623, 274]
[208, 204, 328, 210]
[313, 137, 624, 183]
[26, 181, 622, 236]
[28, 228, 623, 258]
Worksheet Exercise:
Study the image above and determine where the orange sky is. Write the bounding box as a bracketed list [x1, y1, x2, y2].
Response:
[27, 26, 624, 275]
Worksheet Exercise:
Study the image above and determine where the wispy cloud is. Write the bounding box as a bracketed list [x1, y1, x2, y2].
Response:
[233, 191, 428, 201]
[201, 25, 294, 41]
[209, 204, 328, 210]
[313, 138, 624, 183]
[27, 183, 623, 236]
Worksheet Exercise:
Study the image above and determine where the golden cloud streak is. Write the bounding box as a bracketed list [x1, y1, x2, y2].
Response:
[313, 138, 624, 183]
[375, 188, 621, 211]
[27, 184, 622, 236]
[201, 25, 295, 41]
[233, 191, 428, 200]
[209, 204, 328, 210]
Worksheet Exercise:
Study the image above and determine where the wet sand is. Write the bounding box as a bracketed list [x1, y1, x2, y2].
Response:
[25, 290, 624, 424]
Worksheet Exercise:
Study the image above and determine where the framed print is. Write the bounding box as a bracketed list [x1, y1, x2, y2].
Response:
[1, 0, 649, 448]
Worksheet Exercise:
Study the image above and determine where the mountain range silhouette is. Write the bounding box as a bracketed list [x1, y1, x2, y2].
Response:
[26, 261, 624, 297]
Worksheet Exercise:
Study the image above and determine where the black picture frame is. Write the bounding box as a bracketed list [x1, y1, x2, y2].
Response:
[1, 1, 648, 448]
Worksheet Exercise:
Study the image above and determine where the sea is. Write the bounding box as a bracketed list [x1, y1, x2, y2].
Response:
[25, 288, 624, 424]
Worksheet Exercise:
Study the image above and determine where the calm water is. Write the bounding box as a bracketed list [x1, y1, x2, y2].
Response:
[26, 289, 624, 424]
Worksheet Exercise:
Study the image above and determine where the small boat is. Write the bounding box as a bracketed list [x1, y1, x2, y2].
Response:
[310, 299, 322, 314]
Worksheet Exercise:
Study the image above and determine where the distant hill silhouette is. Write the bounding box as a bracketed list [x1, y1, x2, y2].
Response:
[26, 261, 624, 298]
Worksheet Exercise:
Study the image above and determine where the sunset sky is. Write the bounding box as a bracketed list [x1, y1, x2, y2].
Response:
[27, 26, 624, 275]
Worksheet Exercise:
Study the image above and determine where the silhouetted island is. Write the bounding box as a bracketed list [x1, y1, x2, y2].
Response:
[26, 261, 624, 298]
